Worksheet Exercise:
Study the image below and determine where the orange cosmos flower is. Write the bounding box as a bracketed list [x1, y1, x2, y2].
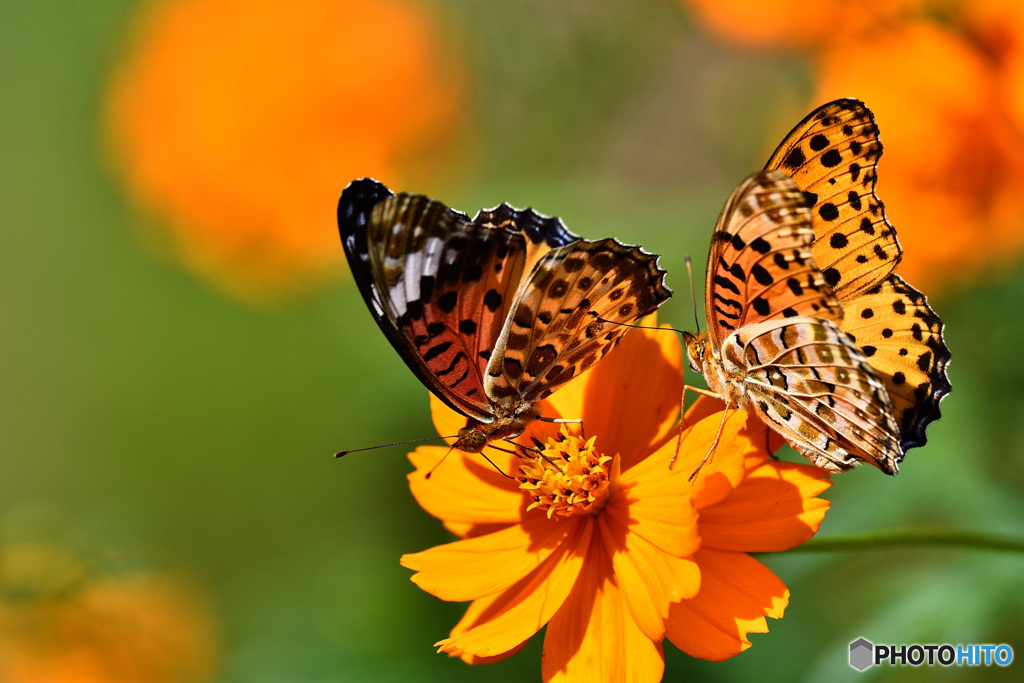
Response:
[679, 0, 924, 51]
[0, 544, 219, 683]
[401, 324, 831, 681]
[105, 0, 462, 303]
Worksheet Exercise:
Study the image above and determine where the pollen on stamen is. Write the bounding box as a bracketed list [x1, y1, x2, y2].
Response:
[516, 426, 614, 518]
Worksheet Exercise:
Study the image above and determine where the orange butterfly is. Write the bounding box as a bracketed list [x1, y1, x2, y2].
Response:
[683, 100, 950, 474]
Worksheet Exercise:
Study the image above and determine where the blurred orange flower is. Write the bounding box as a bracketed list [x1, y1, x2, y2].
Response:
[681, 0, 1024, 290]
[680, 0, 924, 51]
[401, 324, 830, 681]
[814, 21, 1024, 289]
[105, 0, 462, 303]
[0, 544, 219, 683]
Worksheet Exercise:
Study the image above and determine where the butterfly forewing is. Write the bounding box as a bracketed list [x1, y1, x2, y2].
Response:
[486, 239, 672, 406]
[839, 274, 951, 450]
[765, 98, 901, 298]
[341, 179, 532, 422]
[731, 317, 901, 473]
[705, 170, 842, 351]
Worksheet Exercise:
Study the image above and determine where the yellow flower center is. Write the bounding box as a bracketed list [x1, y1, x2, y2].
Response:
[517, 426, 613, 518]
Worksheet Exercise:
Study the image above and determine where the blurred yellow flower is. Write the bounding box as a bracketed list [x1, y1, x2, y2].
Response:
[681, 0, 1024, 290]
[401, 324, 831, 681]
[105, 0, 463, 303]
[0, 544, 219, 683]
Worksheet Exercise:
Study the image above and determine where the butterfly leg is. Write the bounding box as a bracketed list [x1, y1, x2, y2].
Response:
[499, 438, 565, 473]
[537, 415, 586, 440]
[688, 404, 732, 482]
[669, 384, 725, 469]
[764, 427, 779, 460]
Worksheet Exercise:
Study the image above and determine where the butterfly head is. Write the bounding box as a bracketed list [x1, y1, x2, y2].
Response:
[681, 330, 709, 373]
[454, 427, 488, 453]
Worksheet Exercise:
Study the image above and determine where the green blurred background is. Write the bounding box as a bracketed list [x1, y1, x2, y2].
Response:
[2, 1, 1022, 681]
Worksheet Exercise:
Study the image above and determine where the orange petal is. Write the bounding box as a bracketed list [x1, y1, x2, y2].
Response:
[575, 323, 683, 471]
[672, 410, 754, 510]
[401, 515, 579, 602]
[542, 542, 665, 683]
[436, 520, 593, 658]
[665, 548, 789, 661]
[608, 442, 699, 558]
[598, 515, 701, 641]
[444, 521, 519, 540]
[683, 394, 727, 423]
[408, 446, 522, 525]
[698, 460, 831, 552]
[457, 640, 528, 665]
[429, 393, 468, 445]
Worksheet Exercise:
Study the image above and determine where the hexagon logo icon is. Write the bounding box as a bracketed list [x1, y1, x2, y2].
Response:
[849, 637, 874, 671]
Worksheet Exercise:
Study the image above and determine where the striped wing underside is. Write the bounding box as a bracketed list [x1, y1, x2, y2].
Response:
[703, 170, 842, 351]
[485, 239, 672, 408]
[726, 318, 901, 473]
[705, 170, 902, 472]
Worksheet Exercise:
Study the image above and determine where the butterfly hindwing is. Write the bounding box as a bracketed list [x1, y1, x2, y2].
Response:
[839, 274, 952, 450]
[485, 239, 672, 407]
[705, 170, 842, 350]
[765, 98, 901, 298]
[729, 317, 901, 473]
[472, 203, 580, 274]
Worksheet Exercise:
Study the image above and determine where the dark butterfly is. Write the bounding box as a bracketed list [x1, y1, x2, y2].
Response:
[338, 178, 671, 453]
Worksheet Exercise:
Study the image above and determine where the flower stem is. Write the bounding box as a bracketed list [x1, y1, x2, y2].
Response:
[785, 529, 1024, 554]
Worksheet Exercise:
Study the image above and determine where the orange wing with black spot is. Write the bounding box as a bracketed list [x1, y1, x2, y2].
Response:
[698, 170, 902, 473]
[839, 275, 951, 450]
[765, 98, 900, 297]
[765, 99, 951, 452]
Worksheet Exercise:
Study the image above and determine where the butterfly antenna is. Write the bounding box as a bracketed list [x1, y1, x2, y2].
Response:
[595, 317, 687, 335]
[335, 434, 460, 458]
[685, 254, 700, 332]
[425, 442, 459, 479]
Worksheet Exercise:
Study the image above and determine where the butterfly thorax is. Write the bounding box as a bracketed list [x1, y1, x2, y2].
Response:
[454, 404, 540, 453]
[682, 330, 746, 406]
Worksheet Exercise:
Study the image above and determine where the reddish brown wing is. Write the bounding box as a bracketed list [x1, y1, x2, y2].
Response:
[704, 170, 842, 352]
[338, 178, 578, 422]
